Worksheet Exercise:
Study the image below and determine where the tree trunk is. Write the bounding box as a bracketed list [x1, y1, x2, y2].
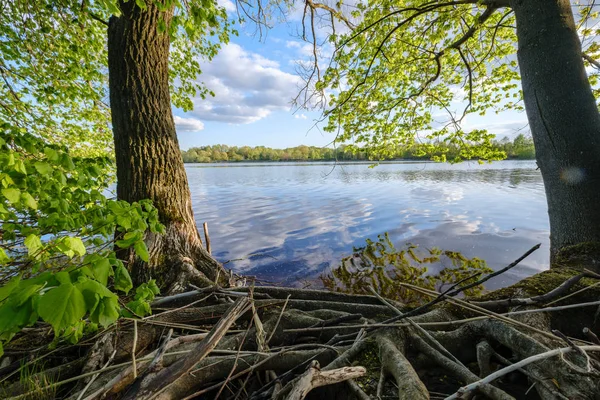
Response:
[511, 0, 600, 271]
[107, 1, 226, 293]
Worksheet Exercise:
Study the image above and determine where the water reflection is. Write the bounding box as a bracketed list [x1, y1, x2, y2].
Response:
[187, 160, 549, 287]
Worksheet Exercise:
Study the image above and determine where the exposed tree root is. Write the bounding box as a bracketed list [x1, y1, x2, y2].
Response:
[2, 266, 600, 400]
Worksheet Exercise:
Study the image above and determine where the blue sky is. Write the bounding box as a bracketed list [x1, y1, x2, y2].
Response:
[173, 3, 529, 150]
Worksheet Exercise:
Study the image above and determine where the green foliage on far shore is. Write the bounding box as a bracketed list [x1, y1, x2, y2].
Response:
[181, 134, 535, 163]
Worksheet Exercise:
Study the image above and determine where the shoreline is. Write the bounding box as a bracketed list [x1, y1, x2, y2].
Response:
[183, 158, 536, 165]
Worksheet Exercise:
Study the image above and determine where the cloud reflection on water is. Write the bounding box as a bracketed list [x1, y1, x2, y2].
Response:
[187, 161, 549, 287]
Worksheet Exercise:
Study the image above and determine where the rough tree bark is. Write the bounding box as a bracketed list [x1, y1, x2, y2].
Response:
[107, 1, 226, 293]
[511, 0, 600, 270]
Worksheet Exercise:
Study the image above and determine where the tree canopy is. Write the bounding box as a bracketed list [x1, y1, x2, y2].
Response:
[297, 0, 600, 161]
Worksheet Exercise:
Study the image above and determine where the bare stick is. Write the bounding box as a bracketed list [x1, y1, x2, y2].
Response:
[17, 338, 212, 400]
[203, 222, 211, 255]
[181, 346, 338, 399]
[285, 299, 600, 333]
[369, 286, 464, 367]
[446, 243, 541, 297]
[277, 360, 366, 400]
[489, 348, 569, 400]
[545, 280, 600, 306]
[446, 346, 600, 400]
[267, 294, 291, 345]
[583, 327, 600, 345]
[144, 294, 212, 321]
[76, 350, 117, 400]
[144, 329, 173, 373]
[119, 329, 174, 400]
[413, 335, 513, 400]
[132, 320, 138, 379]
[124, 297, 250, 400]
[400, 283, 560, 341]
[376, 366, 385, 399]
[473, 272, 590, 309]
[378, 244, 541, 327]
[215, 317, 254, 399]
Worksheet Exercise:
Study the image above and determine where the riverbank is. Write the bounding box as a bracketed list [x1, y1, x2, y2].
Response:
[3, 262, 599, 400]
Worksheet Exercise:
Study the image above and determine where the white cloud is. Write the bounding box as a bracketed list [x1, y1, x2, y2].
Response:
[294, 113, 308, 119]
[464, 120, 529, 138]
[217, 0, 236, 12]
[286, 41, 301, 48]
[189, 43, 301, 124]
[173, 115, 205, 131]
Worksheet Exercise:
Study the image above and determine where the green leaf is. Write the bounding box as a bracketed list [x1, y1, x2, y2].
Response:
[2, 188, 20, 204]
[0, 248, 10, 266]
[33, 161, 53, 175]
[115, 231, 141, 248]
[60, 153, 75, 170]
[21, 192, 38, 210]
[43, 147, 59, 161]
[0, 275, 21, 303]
[134, 241, 149, 262]
[76, 278, 115, 317]
[147, 279, 160, 295]
[24, 234, 43, 256]
[92, 259, 112, 287]
[65, 237, 86, 257]
[98, 297, 120, 326]
[37, 283, 86, 335]
[11, 284, 42, 307]
[125, 299, 151, 317]
[116, 215, 131, 230]
[0, 298, 36, 339]
[63, 320, 85, 344]
[114, 264, 133, 294]
[14, 159, 27, 175]
[135, 0, 147, 10]
[55, 271, 71, 285]
[89, 296, 120, 327]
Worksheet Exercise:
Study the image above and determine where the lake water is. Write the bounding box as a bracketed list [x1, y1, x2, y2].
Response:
[187, 160, 549, 289]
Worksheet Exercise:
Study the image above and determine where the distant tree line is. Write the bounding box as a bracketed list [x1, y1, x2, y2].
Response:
[181, 134, 535, 163]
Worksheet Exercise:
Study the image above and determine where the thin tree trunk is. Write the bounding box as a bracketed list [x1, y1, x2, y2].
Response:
[107, 1, 226, 292]
[511, 0, 600, 271]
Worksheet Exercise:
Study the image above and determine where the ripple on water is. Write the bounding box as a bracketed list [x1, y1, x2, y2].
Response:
[187, 160, 549, 288]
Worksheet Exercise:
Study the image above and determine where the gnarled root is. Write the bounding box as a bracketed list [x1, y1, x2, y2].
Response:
[4, 267, 600, 400]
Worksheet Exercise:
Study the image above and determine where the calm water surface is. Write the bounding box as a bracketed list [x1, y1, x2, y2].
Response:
[187, 160, 549, 289]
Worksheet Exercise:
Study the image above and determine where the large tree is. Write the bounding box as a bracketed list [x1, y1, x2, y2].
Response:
[300, 0, 600, 269]
[107, 1, 227, 292]
[0, 0, 234, 296]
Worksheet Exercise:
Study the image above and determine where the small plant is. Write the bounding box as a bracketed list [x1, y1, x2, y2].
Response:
[0, 126, 163, 356]
[321, 233, 493, 306]
[7, 360, 58, 400]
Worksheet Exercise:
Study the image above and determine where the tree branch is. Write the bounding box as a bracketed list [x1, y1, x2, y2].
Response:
[583, 52, 600, 70]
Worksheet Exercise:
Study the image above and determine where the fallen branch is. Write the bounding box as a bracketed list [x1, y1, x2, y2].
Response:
[446, 345, 600, 400]
[122, 297, 250, 400]
[472, 271, 594, 309]
[276, 360, 366, 400]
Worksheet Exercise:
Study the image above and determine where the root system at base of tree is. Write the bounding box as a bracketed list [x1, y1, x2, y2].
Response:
[2, 265, 600, 400]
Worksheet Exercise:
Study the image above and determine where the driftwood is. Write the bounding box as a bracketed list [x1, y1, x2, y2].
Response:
[275, 360, 366, 400]
[2, 246, 600, 400]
